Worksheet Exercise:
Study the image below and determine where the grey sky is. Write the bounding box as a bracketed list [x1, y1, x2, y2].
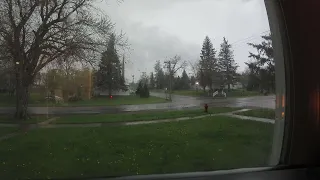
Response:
[99, 0, 270, 81]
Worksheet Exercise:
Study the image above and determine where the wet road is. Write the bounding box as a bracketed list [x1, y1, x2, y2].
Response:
[0, 93, 275, 115]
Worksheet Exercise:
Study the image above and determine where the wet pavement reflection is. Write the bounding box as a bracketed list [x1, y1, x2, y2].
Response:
[0, 92, 275, 115]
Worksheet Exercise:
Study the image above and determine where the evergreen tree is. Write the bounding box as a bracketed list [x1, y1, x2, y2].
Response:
[173, 76, 181, 90]
[247, 34, 275, 92]
[96, 34, 126, 96]
[245, 62, 260, 91]
[218, 37, 239, 91]
[141, 83, 150, 98]
[135, 81, 143, 95]
[149, 72, 155, 89]
[154, 60, 165, 89]
[180, 70, 190, 89]
[190, 76, 196, 86]
[199, 36, 218, 92]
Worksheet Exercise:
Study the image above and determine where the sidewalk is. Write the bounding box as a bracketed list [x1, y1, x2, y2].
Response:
[0, 109, 275, 129]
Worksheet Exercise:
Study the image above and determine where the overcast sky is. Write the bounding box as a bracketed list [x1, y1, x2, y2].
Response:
[98, 0, 270, 82]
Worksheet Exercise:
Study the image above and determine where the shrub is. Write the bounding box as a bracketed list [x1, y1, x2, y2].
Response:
[68, 96, 82, 102]
[140, 84, 150, 98]
[135, 81, 143, 95]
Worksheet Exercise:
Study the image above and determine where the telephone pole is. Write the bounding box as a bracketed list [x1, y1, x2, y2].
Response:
[122, 55, 125, 79]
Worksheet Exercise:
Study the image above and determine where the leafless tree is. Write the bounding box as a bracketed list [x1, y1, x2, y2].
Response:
[0, 0, 116, 119]
[164, 55, 187, 77]
[188, 60, 200, 78]
[164, 55, 187, 96]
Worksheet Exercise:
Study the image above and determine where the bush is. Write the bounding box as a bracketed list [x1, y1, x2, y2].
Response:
[140, 84, 150, 98]
[135, 81, 143, 95]
[68, 96, 82, 102]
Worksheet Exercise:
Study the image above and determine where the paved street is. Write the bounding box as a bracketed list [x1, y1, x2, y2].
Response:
[0, 93, 275, 115]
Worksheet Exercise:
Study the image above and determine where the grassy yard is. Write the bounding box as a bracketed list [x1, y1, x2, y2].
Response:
[0, 115, 52, 124]
[0, 93, 44, 106]
[0, 116, 273, 179]
[169, 90, 261, 98]
[55, 107, 239, 124]
[0, 127, 18, 137]
[226, 89, 261, 97]
[64, 95, 167, 106]
[172, 90, 207, 97]
[236, 109, 275, 119]
[0, 94, 167, 107]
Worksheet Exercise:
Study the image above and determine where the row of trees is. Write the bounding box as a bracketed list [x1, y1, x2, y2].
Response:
[144, 67, 192, 91]
[144, 37, 239, 93]
[195, 36, 239, 92]
[0, 0, 125, 120]
[142, 34, 275, 94]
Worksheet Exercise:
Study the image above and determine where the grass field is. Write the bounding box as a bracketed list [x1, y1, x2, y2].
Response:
[55, 107, 239, 124]
[169, 89, 261, 97]
[0, 116, 273, 179]
[0, 115, 50, 124]
[0, 94, 167, 107]
[226, 90, 261, 97]
[172, 90, 207, 97]
[0, 93, 44, 106]
[0, 127, 18, 137]
[236, 109, 275, 119]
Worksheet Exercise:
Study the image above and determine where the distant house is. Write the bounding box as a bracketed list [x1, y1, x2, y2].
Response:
[224, 82, 243, 90]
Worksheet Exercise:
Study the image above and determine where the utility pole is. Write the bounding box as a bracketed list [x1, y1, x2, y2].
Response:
[164, 60, 172, 101]
[122, 55, 125, 79]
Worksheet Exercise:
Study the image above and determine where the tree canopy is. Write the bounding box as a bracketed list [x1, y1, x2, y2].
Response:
[95, 34, 126, 96]
[0, 0, 120, 119]
[199, 36, 218, 91]
[218, 37, 238, 91]
[246, 34, 275, 92]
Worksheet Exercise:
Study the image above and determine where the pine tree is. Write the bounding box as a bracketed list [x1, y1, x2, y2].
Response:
[218, 37, 238, 91]
[180, 70, 190, 89]
[135, 81, 143, 95]
[199, 36, 218, 92]
[247, 34, 274, 92]
[149, 72, 155, 89]
[154, 60, 165, 89]
[142, 83, 150, 98]
[96, 34, 125, 96]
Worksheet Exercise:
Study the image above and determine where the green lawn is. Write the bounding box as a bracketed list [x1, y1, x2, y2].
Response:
[0, 127, 18, 137]
[0, 115, 51, 124]
[169, 90, 261, 97]
[226, 90, 261, 97]
[0, 94, 167, 107]
[64, 95, 167, 106]
[236, 109, 275, 119]
[172, 90, 207, 97]
[0, 93, 44, 106]
[0, 116, 273, 179]
[55, 107, 239, 124]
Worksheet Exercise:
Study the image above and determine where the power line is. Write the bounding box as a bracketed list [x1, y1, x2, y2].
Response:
[231, 31, 270, 49]
[230, 30, 270, 46]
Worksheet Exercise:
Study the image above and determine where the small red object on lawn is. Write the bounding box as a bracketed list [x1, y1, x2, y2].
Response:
[110, 95, 113, 99]
[204, 103, 208, 113]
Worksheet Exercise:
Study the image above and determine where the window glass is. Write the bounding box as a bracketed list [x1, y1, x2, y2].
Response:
[0, 0, 282, 179]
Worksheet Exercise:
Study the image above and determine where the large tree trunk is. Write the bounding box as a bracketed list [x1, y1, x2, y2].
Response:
[108, 82, 112, 96]
[15, 79, 30, 120]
